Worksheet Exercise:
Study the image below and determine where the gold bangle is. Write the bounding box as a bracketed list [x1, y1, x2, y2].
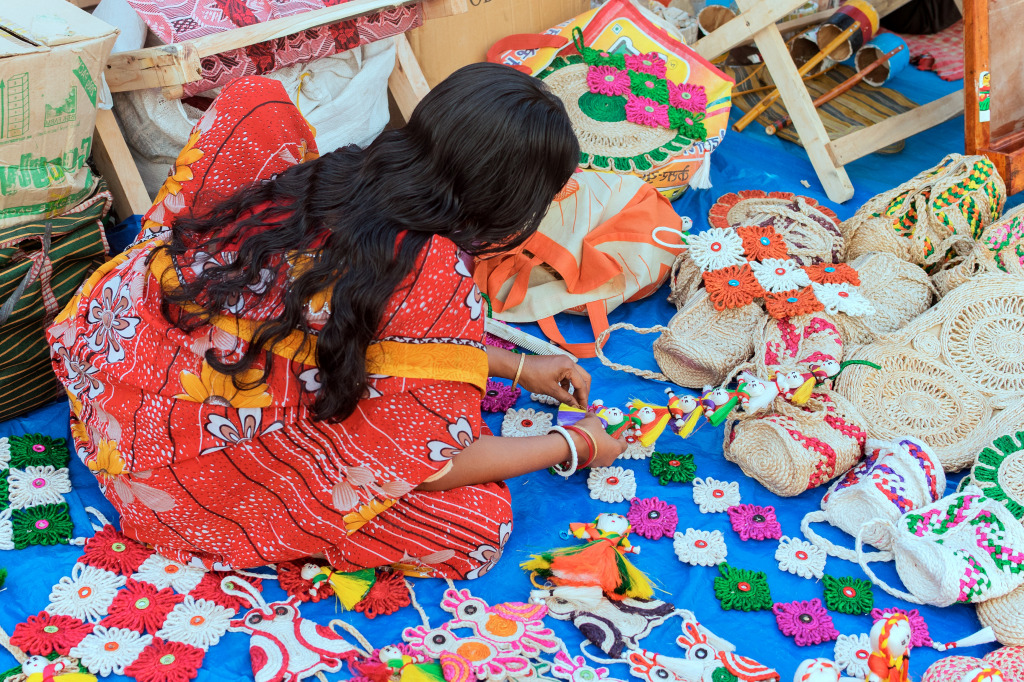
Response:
[512, 353, 527, 391]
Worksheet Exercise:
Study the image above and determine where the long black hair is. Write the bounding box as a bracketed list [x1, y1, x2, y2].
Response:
[157, 62, 580, 421]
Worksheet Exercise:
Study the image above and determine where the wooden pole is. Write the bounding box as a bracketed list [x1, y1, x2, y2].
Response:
[731, 21, 861, 133]
[765, 44, 905, 135]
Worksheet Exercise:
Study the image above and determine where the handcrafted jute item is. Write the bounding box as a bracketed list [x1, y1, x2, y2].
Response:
[837, 252, 935, 346]
[836, 273, 1024, 472]
[843, 154, 1006, 266]
[595, 289, 766, 389]
[963, 431, 1024, 523]
[751, 312, 845, 379]
[930, 206, 1024, 297]
[976, 584, 1024, 645]
[723, 389, 867, 497]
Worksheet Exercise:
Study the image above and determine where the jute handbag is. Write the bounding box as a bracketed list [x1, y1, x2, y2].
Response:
[976, 584, 1024, 645]
[843, 154, 1006, 267]
[0, 183, 112, 420]
[929, 205, 1024, 298]
[751, 312, 845, 379]
[836, 273, 1024, 472]
[837, 252, 935, 346]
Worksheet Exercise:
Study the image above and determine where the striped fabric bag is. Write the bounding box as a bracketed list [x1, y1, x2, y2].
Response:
[0, 183, 112, 420]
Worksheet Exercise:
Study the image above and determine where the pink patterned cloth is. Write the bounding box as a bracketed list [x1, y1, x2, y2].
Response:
[123, 0, 422, 95]
[881, 22, 963, 82]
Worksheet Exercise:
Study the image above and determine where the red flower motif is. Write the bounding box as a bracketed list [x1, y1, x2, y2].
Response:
[625, 94, 669, 128]
[78, 525, 154, 576]
[277, 560, 333, 603]
[354, 569, 411, 619]
[102, 579, 184, 634]
[735, 225, 789, 261]
[625, 52, 667, 78]
[803, 262, 861, 286]
[764, 287, 824, 319]
[125, 639, 204, 682]
[190, 571, 264, 612]
[11, 612, 94, 656]
[702, 264, 764, 311]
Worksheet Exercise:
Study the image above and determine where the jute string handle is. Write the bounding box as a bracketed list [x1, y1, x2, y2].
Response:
[801, 510, 893, 563]
[594, 323, 672, 382]
[0, 625, 26, 664]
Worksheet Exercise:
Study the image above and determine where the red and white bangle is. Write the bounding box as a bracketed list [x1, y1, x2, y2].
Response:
[547, 425, 579, 478]
[565, 425, 596, 468]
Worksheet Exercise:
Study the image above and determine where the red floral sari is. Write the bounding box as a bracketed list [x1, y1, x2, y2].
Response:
[48, 77, 512, 579]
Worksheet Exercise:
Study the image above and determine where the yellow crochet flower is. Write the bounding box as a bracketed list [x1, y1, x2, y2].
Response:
[175, 362, 273, 408]
[344, 499, 396, 534]
[154, 130, 204, 204]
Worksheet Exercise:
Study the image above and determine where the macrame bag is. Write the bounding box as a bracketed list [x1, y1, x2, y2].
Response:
[928, 205, 1024, 299]
[837, 252, 934, 346]
[475, 170, 685, 358]
[801, 437, 946, 562]
[856, 486, 1024, 607]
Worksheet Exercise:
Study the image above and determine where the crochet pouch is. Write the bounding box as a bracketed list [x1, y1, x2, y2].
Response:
[843, 154, 1006, 267]
[801, 437, 946, 561]
[837, 252, 934, 346]
[857, 486, 1024, 607]
[751, 313, 845, 380]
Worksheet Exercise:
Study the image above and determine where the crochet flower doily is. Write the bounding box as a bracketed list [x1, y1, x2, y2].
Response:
[588, 467, 637, 503]
[811, 282, 876, 317]
[482, 380, 521, 413]
[727, 504, 782, 541]
[47, 563, 126, 623]
[2, 434, 74, 548]
[501, 408, 553, 438]
[688, 228, 747, 272]
[674, 529, 727, 567]
[131, 555, 205, 594]
[823, 575, 874, 615]
[627, 497, 678, 539]
[7, 466, 72, 509]
[692, 477, 740, 513]
[735, 225, 788, 261]
[971, 432, 1024, 520]
[834, 633, 872, 678]
[750, 258, 811, 293]
[155, 596, 234, 649]
[805, 262, 860, 286]
[772, 599, 839, 646]
[775, 536, 826, 579]
[714, 563, 772, 611]
[620, 438, 656, 461]
[870, 607, 933, 647]
[71, 625, 154, 676]
[649, 452, 696, 485]
[10, 612, 94, 656]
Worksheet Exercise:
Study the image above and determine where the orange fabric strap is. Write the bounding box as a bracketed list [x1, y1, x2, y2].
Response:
[536, 300, 611, 359]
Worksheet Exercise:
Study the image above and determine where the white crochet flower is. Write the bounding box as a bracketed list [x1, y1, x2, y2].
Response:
[71, 625, 153, 676]
[530, 393, 560, 406]
[156, 596, 233, 650]
[750, 258, 811, 293]
[587, 466, 637, 503]
[0, 508, 13, 551]
[687, 228, 746, 272]
[834, 633, 873, 679]
[811, 282, 876, 317]
[46, 563, 125, 622]
[0, 437, 10, 470]
[775, 535, 826, 579]
[501, 408, 553, 438]
[132, 554, 206, 593]
[673, 529, 727, 566]
[618, 439, 655, 460]
[7, 466, 72, 509]
[692, 477, 741, 513]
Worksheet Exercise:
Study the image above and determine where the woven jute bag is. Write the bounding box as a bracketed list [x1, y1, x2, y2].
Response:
[723, 389, 867, 497]
[930, 206, 1024, 298]
[751, 312, 845, 379]
[837, 252, 935, 347]
[836, 273, 1024, 472]
[843, 154, 1006, 266]
[977, 584, 1024, 645]
[962, 430, 1024, 526]
[595, 289, 766, 389]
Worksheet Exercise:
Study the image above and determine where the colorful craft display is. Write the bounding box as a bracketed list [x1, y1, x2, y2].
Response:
[0, 435, 75, 549]
[665, 389, 702, 437]
[438, 588, 559, 658]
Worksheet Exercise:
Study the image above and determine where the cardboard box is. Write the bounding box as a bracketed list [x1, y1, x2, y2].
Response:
[407, 0, 590, 88]
[0, 0, 117, 228]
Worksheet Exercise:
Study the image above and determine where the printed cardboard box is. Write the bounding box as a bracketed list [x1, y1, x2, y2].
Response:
[0, 0, 117, 229]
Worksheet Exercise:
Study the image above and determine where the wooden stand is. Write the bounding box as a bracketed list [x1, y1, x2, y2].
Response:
[91, 0, 459, 220]
[694, 0, 965, 203]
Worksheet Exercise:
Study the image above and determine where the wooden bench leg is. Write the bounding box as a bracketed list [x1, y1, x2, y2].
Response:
[92, 109, 152, 221]
[388, 32, 431, 122]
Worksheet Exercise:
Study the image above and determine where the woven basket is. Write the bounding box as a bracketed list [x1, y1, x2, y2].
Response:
[977, 584, 1024, 646]
[837, 252, 934, 347]
[752, 312, 845, 379]
[836, 273, 1024, 472]
[596, 289, 766, 389]
[843, 154, 1006, 267]
[724, 390, 866, 497]
[668, 250, 702, 309]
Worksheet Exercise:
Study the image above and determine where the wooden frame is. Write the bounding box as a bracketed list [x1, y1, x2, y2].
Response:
[695, 0, 964, 203]
[964, 0, 1024, 194]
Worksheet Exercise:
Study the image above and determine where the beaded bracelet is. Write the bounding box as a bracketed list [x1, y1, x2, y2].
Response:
[565, 425, 596, 468]
[547, 426, 579, 478]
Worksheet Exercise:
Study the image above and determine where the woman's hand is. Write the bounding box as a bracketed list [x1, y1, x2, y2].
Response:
[573, 414, 626, 467]
[517, 355, 591, 408]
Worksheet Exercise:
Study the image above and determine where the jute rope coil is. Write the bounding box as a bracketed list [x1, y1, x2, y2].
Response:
[836, 273, 1024, 471]
[837, 252, 934, 348]
[977, 584, 1024, 645]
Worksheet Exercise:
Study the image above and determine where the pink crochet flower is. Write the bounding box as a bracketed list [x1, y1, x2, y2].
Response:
[772, 599, 839, 646]
[627, 497, 678, 540]
[587, 65, 630, 97]
[625, 95, 670, 128]
[482, 379, 520, 413]
[483, 333, 515, 351]
[625, 52, 667, 78]
[871, 607, 933, 647]
[668, 82, 708, 112]
[727, 504, 782, 541]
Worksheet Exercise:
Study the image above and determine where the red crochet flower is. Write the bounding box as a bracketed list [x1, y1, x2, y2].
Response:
[11, 611, 93, 656]
[125, 639, 204, 682]
[277, 560, 333, 603]
[702, 264, 764, 311]
[764, 287, 824, 319]
[735, 225, 789, 261]
[803, 262, 861, 286]
[354, 569, 411, 619]
[79, 525, 154, 576]
[189, 571, 264, 612]
[625, 52, 667, 78]
[102, 579, 184, 634]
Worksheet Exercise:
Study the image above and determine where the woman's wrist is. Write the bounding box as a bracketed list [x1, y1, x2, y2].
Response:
[545, 430, 591, 470]
[485, 346, 521, 380]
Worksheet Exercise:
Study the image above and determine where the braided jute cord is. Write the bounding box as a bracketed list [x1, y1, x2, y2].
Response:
[594, 322, 673, 382]
[0, 625, 26, 664]
[328, 619, 374, 658]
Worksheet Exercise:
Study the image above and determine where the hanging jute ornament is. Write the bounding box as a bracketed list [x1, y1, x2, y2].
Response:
[843, 154, 1006, 267]
[977, 584, 1024, 646]
[836, 273, 1024, 472]
[837, 252, 935, 346]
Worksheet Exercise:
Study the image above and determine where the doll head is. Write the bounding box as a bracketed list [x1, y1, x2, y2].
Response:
[870, 614, 912, 659]
[595, 513, 630, 535]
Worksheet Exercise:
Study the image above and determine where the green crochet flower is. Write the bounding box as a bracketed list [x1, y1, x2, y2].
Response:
[712, 668, 739, 682]
[972, 431, 1024, 520]
[0, 475, 8, 510]
[12, 503, 73, 549]
[628, 71, 669, 105]
[649, 452, 696, 485]
[580, 45, 626, 70]
[714, 563, 773, 612]
[670, 109, 708, 142]
[823, 575, 874, 615]
[9, 434, 70, 468]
